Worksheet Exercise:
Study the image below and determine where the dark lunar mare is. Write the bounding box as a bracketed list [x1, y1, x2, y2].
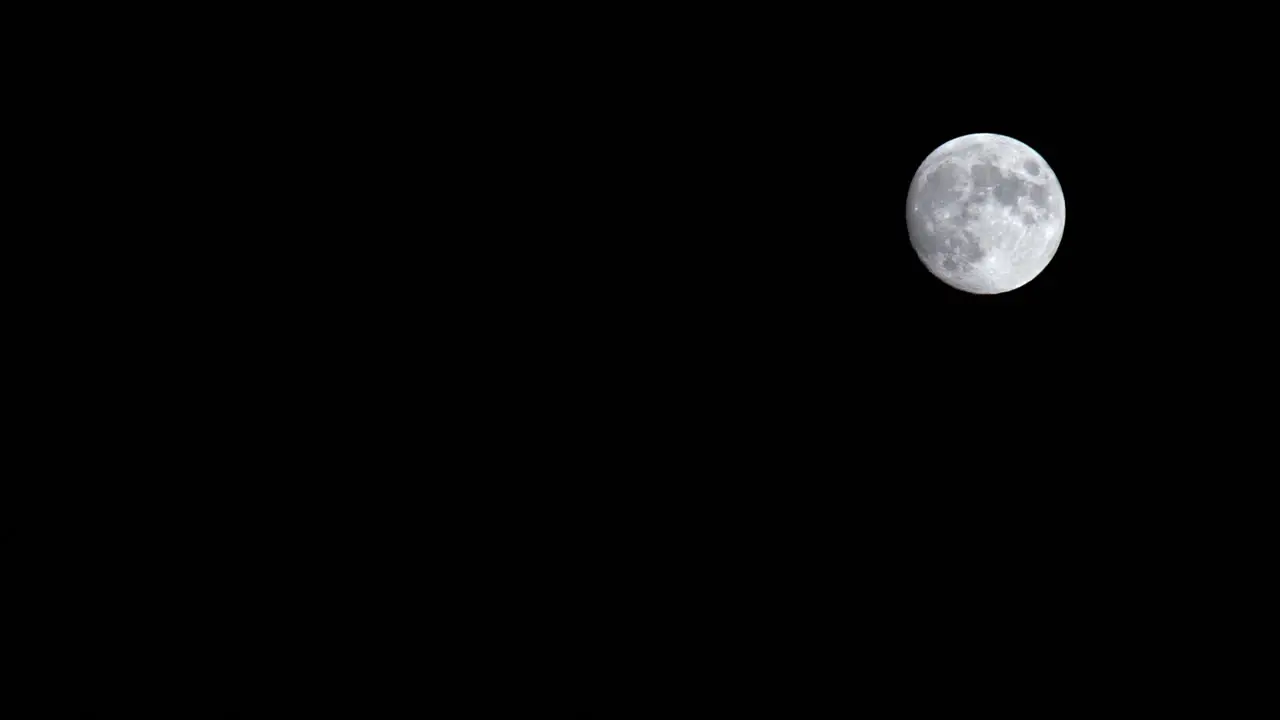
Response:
[919, 164, 964, 208]
[992, 174, 1025, 206]
[971, 162, 1029, 207]
[959, 229, 985, 262]
[970, 163, 999, 187]
[1029, 184, 1048, 208]
[908, 165, 957, 252]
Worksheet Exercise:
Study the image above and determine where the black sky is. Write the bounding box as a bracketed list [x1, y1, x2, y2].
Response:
[540, 12, 1277, 480]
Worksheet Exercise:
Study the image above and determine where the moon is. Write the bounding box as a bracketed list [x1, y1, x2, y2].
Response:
[906, 133, 1065, 294]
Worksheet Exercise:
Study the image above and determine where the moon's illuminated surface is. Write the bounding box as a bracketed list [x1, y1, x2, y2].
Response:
[906, 133, 1065, 294]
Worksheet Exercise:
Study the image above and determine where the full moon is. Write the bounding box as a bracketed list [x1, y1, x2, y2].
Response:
[906, 133, 1065, 294]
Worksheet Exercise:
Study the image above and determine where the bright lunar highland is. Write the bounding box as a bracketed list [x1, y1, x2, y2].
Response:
[906, 133, 1065, 294]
